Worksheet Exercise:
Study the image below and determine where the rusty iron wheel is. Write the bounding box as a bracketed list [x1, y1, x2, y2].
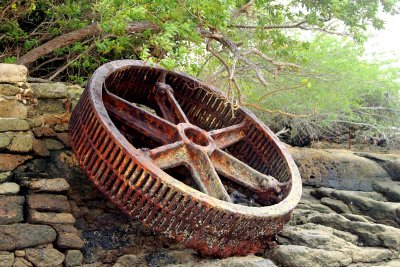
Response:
[69, 60, 302, 257]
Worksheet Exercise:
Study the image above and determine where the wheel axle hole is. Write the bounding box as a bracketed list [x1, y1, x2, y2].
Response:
[184, 128, 209, 146]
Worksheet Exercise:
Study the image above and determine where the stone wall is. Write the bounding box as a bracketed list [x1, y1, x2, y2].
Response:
[0, 63, 84, 267]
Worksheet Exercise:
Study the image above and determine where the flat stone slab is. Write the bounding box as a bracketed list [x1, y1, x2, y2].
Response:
[0, 195, 24, 224]
[0, 100, 28, 119]
[0, 118, 30, 132]
[28, 210, 76, 224]
[30, 82, 68, 99]
[0, 154, 32, 171]
[0, 64, 27, 83]
[57, 232, 85, 249]
[21, 178, 70, 192]
[0, 182, 20, 195]
[25, 248, 65, 267]
[7, 132, 34, 153]
[0, 223, 56, 250]
[0, 84, 21, 96]
[27, 194, 71, 212]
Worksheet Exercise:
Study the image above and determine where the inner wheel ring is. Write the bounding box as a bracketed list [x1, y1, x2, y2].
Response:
[69, 60, 302, 257]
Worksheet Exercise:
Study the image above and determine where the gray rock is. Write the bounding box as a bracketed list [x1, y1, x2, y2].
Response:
[0, 195, 24, 224]
[195, 255, 277, 267]
[0, 171, 12, 182]
[277, 223, 395, 264]
[32, 139, 50, 157]
[36, 99, 66, 114]
[289, 148, 390, 191]
[0, 223, 56, 250]
[0, 251, 14, 267]
[30, 82, 68, 99]
[53, 123, 68, 132]
[0, 134, 12, 149]
[341, 213, 371, 223]
[356, 152, 400, 181]
[25, 248, 65, 267]
[113, 250, 199, 267]
[0, 100, 28, 119]
[21, 178, 70, 192]
[8, 132, 33, 152]
[27, 194, 70, 212]
[309, 213, 400, 250]
[0, 182, 20, 195]
[65, 250, 83, 267]
[28, 210, 76, 224]
[0, 64, 27, 83]
[320, 197, 351, 213]
[43, 138, 64, 150]
[66, 85, 84, 111]
[331, 190, 399, 226]
[32, 126, 56, 138]
[56, 232, 84, 249]
[0, 84, 21, 96]
[373, 180, 400, 202]
[0, 118, 30, 132]
[271, 245, 352, 267]
[12, 257, 33, 267]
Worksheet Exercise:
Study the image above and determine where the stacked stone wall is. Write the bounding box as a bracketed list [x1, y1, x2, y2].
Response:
[0, 63, 84, 267]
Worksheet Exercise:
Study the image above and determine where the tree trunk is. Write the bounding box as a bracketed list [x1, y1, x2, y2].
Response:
[16, 21, 160, 66]
[16, 24, 102, 66]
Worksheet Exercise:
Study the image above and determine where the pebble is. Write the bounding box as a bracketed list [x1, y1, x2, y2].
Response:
[0, 182, 20, 195]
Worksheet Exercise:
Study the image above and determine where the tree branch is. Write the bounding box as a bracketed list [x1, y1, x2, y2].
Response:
[16, 23, 101, 66]
[231, 0, 255, 18]
[230, 21, 307, 30]
[16, 21, 161, 67]
[242, 102, 317, 118]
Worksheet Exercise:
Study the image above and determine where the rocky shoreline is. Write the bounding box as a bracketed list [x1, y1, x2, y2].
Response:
[0, 63, 399, 266]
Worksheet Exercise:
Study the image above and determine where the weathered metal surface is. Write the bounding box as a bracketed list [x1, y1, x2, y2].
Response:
[69, 60, 302, 257]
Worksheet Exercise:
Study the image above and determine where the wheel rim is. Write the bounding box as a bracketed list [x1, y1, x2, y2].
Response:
[69, 60, 302, 257]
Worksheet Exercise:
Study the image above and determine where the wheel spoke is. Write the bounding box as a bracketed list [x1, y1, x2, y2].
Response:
[154, 82, 189, 124]
[186, 148, 231, 202]
[209, 121, 247, 149]
[103, 90, 177, 145]
[145, 141, 186, 169]
[210, 149, 285, 195]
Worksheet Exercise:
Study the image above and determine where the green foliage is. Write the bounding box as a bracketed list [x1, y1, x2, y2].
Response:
[245, 36, 400, 146]
[1, 0, 399, 146]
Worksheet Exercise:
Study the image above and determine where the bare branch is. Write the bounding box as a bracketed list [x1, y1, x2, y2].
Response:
[244, 49, 300, 69]
[242, 102, 317, 118]
[231, 0, 255, 18]
[16, 21, 160, 66]
[231, 21, 307, 30]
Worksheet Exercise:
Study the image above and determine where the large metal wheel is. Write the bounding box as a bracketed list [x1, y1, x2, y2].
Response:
[69, 60, 302, 257]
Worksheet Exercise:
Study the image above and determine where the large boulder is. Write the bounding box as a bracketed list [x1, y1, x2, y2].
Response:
[289, 148, 391, 191]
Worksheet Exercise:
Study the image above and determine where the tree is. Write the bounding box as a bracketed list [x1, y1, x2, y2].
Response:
[244, 36, 400, 147]
[1, 0, 399, 146]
